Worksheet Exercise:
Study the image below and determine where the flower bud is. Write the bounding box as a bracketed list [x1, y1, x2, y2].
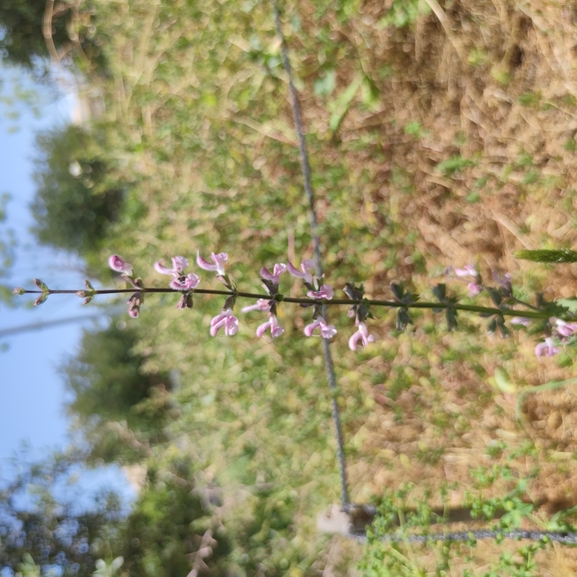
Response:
[12, 287, 25, 295]
[108, 255, 133, 274]
[33, 278, 48, 291]
[34, 293, 48, 306]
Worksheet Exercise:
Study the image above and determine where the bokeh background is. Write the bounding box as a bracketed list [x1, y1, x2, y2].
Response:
[4, 1, 577, 575]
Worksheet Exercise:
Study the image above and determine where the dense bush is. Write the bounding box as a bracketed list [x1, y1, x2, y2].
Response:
[31, 125, 124, 256]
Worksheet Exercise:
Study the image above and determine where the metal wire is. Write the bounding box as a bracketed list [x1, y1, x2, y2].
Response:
[272, 0, 350, 508]
[271, 2, 577, 546]
[351, 529, 577, 544]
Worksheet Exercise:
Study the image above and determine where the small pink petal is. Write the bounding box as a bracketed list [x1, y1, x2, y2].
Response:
[172, 256, 189, 272]
[535, 337, 559, 359]
[109, 255, 132, 274]
[287, 260, 314, 283]
[242, 299, 271, 313]
[555, 319, 577, 337]
[467, 282, 482, 296]
[321, 323, 338, 339]
[455, 264, 478, 277]
[287, 262, 306, 279]
[256, 315, 284, 338]
[210, 309, 238, 337]
[170, 273, 200, 291]
[307, 284, 334, 300]
[155, 260, 175, 275]
[348, 331, 362, 351]
[261, 263, 287, 284]
[304, 318, 337, 339]
[256, 320, 271, 338]
[349, 322, 375, 351]
[271, 326, 284, 338]
[196, 252, 217, 271]
[197, 251, 228, 275]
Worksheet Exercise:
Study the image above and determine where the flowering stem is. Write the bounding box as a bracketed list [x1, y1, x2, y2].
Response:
[19, 288, 552, 319]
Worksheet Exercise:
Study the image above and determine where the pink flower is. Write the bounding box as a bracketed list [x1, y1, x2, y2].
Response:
[210, 309, 239, 337]
[304, 317, 337, 339]
[307, 284, 334, 300]
[511, 317, 531, 327]
[109, 255, 133, 274]
[256, 314, 284, 338]
[127, 292, 143, 318]
[287, 259, 316, 284]
[349, 322, 375, 351]
[154, 255, 199, 291]
[241, 299, 271, 313]
[467, 282, 482, 296]
[452, 265, 482, 296]
[196, 251, 228, 276]
[455, 265, 478, 277]
[169, 274, 200, 291]
[554, 319, 577, 338]
[154, 256, 189, 275]
[260, 263, 287, 284]
[535, 337, 559, 359]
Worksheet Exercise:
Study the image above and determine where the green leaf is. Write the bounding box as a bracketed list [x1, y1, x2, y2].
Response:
[557, 298, 577, 313]
[390, 282, 404, 301]
[328, 74, 363, 134]
[432, 283, 446, 302]
[34, 292, 48, 306]
[436, 155, 474, 176]
[486, 287, 502, 307]
[514, 249, 577, 263]
[361, 75, 380, 109]
[493, 367, 517, 394]
[33, 278, 48, 292]
[446, 307, 458, 331]
[396, 308, 412, 331]
[313, 69, 336, 97]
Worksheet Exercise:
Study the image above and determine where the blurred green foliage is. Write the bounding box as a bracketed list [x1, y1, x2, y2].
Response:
[0, 192, 16, 304]
[0, 0, 67, 70]
[31, 125, 125, 257]
[63, 321, 174, 463]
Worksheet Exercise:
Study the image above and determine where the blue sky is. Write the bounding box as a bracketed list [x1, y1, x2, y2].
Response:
[0, 65, 132, 503]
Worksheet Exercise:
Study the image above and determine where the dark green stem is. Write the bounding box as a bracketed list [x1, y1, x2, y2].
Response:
[19, 288, 553, 319]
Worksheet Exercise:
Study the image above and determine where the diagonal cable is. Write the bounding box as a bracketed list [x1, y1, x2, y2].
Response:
[272, 0, 350, 508]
